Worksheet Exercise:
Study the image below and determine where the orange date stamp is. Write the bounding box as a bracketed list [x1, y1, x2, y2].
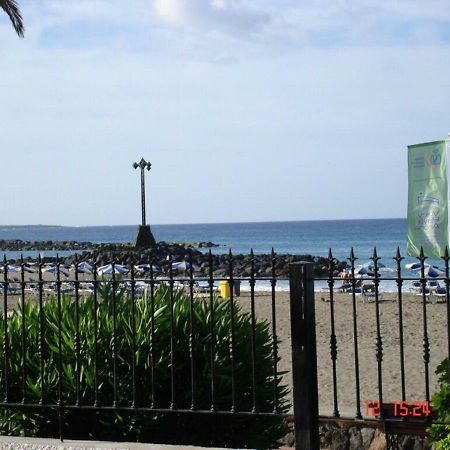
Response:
[365, 400, 431, 418]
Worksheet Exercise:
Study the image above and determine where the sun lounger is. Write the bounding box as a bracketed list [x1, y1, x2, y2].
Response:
[338, 283, 352, 293]
[409, 281, 430, 295]
[429, 282, 447, 304]
[24, 283, 39, 296]
[194, 281, 218, 293]
[409, 280, 439, 303]
[361, 283, 382, 303]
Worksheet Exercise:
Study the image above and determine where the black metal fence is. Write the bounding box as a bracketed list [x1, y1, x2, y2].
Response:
[0, 246, 450, 449]
[0, 250, 296, 448]
[311, 246, 450, 449]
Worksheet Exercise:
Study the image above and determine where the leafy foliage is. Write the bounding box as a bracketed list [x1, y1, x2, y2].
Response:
[428, 358, 450, 449]
[0, 283, 289, 448]
[0, 0, 24, 37]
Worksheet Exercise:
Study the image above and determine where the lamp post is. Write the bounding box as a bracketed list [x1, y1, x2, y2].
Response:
[132, 158, 156, 247]
[133, 158, 151, 226]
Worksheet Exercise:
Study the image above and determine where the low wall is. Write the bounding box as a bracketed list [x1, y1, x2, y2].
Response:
[280, 424, 431, 450]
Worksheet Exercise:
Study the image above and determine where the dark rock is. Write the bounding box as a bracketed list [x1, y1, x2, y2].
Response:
[331, 427, 349, 450]
[400, 435, 415, 450]
[361, 427, 375, 447]
[348, 428, 362, 450]
[412, 438, 429, 450]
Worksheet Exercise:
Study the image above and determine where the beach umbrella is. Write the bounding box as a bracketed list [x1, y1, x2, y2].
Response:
[411, 266, 444, 278]
[405, 262, 434, 270]
[23, 262, 37, 270]
[134, 263, 163, 273]
[353, 266, 382, 279]
[42, 265, 69, 277]
[0, 264, 20, 273]
[354, 267, 370, 276]
[97, 264, 129, 276]
[361, 261, 386, 270]
[71, 261, 94, 273]
[43, 262, 71, 270]
[0, 264, 35, 273]
[171, 261, 192, 272]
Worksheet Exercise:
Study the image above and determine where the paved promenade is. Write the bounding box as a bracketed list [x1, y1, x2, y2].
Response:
[0, 436, 241, 450]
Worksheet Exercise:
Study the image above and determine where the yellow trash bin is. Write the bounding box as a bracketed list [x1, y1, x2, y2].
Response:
[219, 280, 230, 298]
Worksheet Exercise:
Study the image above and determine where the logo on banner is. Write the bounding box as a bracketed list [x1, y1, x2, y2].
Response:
[407, 140, 448, 258]
[431, 150, 441, 166]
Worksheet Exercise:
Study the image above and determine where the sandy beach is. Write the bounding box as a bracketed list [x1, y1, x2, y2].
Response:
[236, 290, 449, 417]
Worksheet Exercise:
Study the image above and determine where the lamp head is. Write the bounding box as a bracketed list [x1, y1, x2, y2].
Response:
[133, 158, 151, 170]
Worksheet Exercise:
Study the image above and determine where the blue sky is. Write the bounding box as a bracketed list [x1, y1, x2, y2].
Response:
[1, 0, 450, 226]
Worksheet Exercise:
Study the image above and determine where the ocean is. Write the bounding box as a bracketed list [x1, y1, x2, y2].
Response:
[0, 219, 439, 292]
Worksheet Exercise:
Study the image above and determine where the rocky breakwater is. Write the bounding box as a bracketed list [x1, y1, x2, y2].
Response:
[0, 239, 95, 251]
[62, 242, 345, 278]
[0, 239, 219, 252]
[1, 240, 346, 277]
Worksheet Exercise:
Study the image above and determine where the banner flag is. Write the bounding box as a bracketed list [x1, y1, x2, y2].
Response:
[407, 140, 448, 258]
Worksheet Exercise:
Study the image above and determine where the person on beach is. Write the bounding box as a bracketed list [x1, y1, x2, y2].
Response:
[339, 269, 350, 281]
[339, 269, 351, 292]
[338, 270, 363, 293]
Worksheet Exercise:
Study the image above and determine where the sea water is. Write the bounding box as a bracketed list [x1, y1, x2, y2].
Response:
[0, 219, 438, 292]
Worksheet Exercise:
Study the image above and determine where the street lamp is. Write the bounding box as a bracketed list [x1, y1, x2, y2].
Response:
[133, 158, 151, 226]
[132, 158, 156, 247]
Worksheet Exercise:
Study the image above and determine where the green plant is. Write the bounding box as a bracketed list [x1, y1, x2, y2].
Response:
[428, 358, 450, 449]
[0, 283, 289, 448]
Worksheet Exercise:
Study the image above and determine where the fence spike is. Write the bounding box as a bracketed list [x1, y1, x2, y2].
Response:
[419, 246, 426, 260]
[372, 246, 379, 261]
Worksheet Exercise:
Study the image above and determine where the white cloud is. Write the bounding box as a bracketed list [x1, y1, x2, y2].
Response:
[9, 0, 450, 60]
[211, 0, 227, 10]
[153, 0, 184, 24]
[152, 0, 270, 37]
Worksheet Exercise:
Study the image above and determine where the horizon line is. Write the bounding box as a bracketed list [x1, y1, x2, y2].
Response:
[0, 217, 407, 228]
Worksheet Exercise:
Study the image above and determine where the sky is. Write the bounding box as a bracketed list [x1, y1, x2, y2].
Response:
[1, 0, 450, 226]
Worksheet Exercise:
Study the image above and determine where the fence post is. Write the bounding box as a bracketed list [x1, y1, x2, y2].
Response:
[289, 262, 320, 450]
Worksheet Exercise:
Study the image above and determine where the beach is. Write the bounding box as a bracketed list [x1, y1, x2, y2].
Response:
[236, 290, 448, 416]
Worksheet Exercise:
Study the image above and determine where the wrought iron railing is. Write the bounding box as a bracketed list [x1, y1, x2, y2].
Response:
[312, 246, 450, 449]
[0, 250, 290, 445]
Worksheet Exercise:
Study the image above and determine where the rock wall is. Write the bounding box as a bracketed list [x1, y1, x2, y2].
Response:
[280, 424, 431, 450]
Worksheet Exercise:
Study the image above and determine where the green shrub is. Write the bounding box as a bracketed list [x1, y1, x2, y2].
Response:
[428, 358, 450, 449]
[0, 283, 289, 448]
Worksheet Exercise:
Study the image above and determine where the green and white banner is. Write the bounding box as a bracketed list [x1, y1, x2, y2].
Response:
[407, 140, 448, 258]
